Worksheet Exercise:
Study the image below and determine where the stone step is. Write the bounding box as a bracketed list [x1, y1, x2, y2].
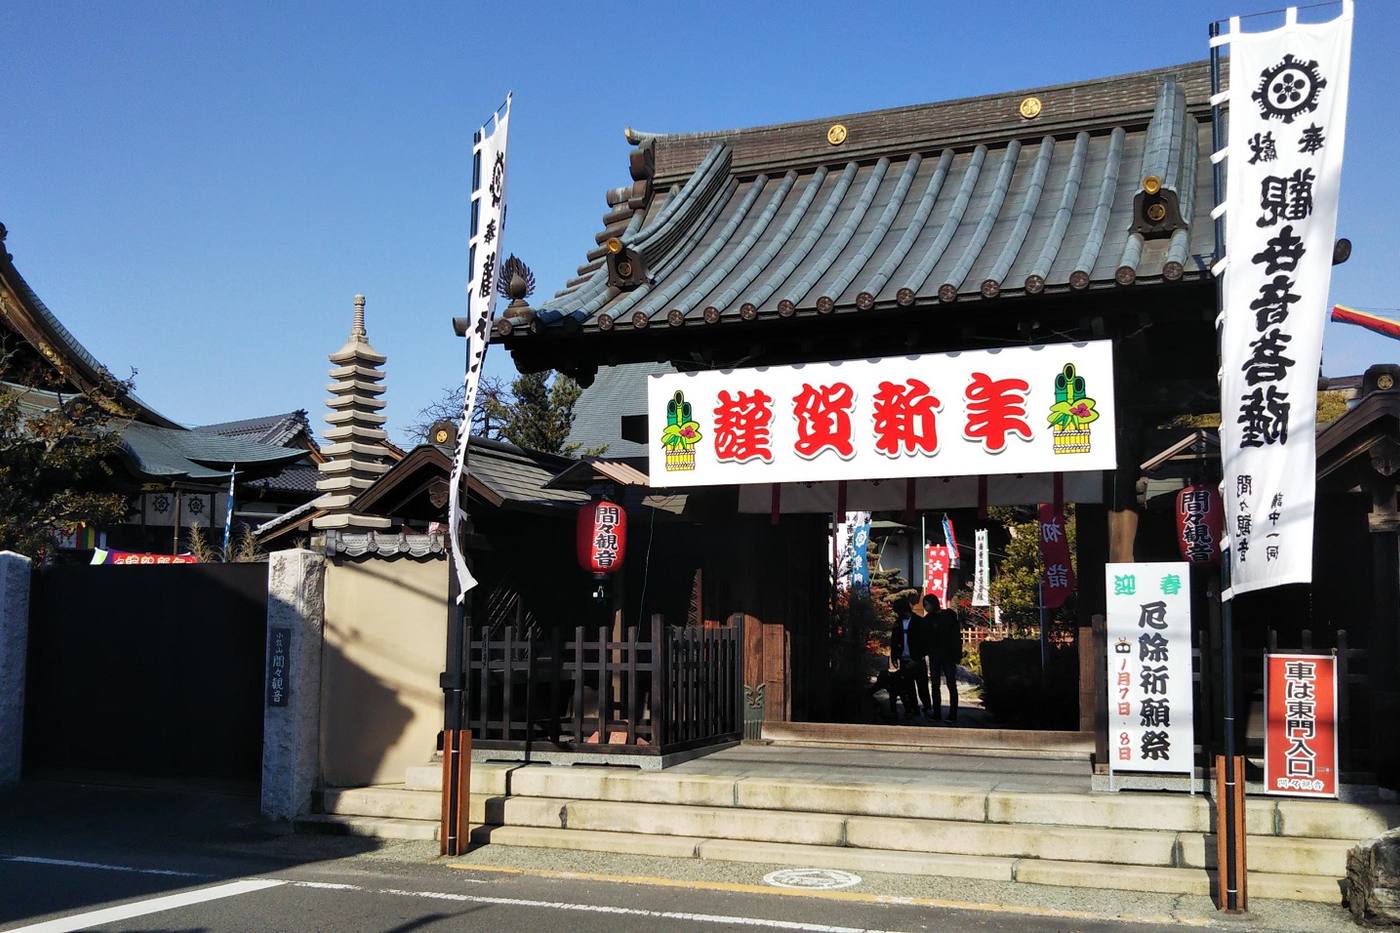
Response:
[762, 721, 1094, 760]
[397, 762, 1399, 842]
[294, 814, 438, 841]
[325, 785, 1354, 879]
[469, 825, 1343, 905]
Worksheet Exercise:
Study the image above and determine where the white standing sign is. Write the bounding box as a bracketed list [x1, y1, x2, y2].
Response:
[449, 94, 511, 598]
[1106, 562, 1194, 776]
[1217, 4, 1352, 597]
[647, 341, 1117, 488]
[971, 529, 991, 607]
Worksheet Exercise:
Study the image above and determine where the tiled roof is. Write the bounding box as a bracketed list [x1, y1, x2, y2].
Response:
[442, 436, 588, 509]
[0, 244, 178, 427]
[198, 410, 312, 447]
[566, 360, 673, 457]
[8, 383, 309, 483]
[247, 462, 321, 495]
[496, 61, 1213, 342]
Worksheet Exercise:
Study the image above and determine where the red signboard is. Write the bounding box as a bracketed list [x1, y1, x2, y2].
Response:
[1264, 653, 1338, 798]
[576, 499, 627, 577]
[1038, 503, 1074, 609]
[923, 545, 951, 605]
[1175, 484, 1223, 565]
[91, 548, 198, 565]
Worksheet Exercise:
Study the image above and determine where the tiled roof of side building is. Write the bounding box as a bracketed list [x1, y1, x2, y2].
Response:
[197, 410, 312, 447]
[495, 61, 1215, 344]
[566, 360, 674, 457]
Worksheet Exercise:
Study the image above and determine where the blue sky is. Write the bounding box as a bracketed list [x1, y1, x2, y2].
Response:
[3, 1, 1395, 444]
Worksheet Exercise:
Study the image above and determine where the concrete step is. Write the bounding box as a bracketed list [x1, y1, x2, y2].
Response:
[469, 824, 1343, 905]
[399, 762, 1399, 842]
[294, 814, 438, 841]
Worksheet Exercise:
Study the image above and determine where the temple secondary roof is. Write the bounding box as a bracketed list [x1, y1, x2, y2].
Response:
[7, 383, 308, 485]
[495, 61, 1214, 351]
[198, 410, 313, 448]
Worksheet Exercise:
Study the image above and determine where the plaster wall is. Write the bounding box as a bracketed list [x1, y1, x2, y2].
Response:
[320, 555, 446, 787]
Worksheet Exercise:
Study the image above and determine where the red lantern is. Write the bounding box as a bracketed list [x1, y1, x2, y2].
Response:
[577, 498, 627, 577]
[1176, 484, 1223, 564]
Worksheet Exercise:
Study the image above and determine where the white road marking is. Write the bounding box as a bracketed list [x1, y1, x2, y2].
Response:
[1, 855, 206, 878]
[1, 878, 285, 933]
[374, 886, 907, 932]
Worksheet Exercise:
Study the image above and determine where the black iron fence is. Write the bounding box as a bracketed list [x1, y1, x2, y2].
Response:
[466, 613, 742, 755]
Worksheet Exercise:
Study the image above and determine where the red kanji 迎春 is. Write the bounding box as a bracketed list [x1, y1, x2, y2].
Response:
[792, 382, 855, 459]
[713, 389, 775, 463]
[872, 378, 941, 457]
[963, 372, 1032, 453]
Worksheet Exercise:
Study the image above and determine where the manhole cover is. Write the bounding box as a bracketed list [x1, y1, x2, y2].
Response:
[761, 868, 862, 890]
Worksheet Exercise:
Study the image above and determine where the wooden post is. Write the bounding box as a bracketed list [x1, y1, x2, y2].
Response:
[440, 728, 471, 856]
[1213, 753, 1249, 911]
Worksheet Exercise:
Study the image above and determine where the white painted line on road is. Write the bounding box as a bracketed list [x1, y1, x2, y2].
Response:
[1, 855, 207, 878]
[1, 878, 286, 933]
[375, 886, 907, 932]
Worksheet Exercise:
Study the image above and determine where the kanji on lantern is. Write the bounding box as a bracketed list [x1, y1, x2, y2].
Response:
[713, 389, 775, 464]
[792, 382, 855, 459]
[962, 372, 1032, 453]
[872, 378, 941, 457]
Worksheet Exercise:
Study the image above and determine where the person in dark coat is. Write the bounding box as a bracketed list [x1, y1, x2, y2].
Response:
[888, 596, 929, 720]
[921, 593, 962, 722]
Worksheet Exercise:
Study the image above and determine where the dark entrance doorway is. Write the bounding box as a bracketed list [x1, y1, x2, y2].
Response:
[24, 562, 268, 789]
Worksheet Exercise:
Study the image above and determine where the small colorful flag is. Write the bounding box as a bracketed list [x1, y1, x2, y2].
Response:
[1331, 305, 1400, 341]
[941, 513, 959, 568]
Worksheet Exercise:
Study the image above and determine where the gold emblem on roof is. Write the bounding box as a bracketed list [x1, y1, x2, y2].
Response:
[826, 123, 848, 146]
[1019, 96, 1043, 120]
[1380, 374, 1396, 391]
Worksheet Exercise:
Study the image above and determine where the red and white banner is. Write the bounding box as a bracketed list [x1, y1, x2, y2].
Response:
[923, 545, 951, 605]
[1264, 653, 1338, 798]
[1217, 4, 1352, 596]
[647, 341, 1117, 488]
[1038, 503, 1074, 609]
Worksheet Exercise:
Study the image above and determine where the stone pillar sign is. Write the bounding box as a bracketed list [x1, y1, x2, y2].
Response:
[260, 549, 326, 820]
[0, 551, 31, 787]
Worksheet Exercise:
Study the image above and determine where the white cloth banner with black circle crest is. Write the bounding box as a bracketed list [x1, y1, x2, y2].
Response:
[1217, 5, 1351, 598]
[449, 93, 511, 599]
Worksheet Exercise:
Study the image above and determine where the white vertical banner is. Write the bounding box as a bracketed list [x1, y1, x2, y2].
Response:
[1106, 562, 1194, 776]
[1218, 5, 1352, 597]
[971, 529, 991, 607]
[449, 93, 511, 598]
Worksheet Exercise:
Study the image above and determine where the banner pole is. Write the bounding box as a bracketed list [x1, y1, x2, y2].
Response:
[1209, 19, 1245, 914]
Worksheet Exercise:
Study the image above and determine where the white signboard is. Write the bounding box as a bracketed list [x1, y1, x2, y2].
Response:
[1106, 561, 1194, 776]
[1217, 4, 1352, 596]
[647, 341, 1116, 488]
[971, 529, 991, 607]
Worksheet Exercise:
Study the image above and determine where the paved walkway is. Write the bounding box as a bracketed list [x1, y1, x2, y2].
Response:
[670, 743, 1091, 795]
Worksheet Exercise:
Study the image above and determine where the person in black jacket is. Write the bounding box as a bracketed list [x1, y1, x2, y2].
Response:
[887, 596, 928, 721]
[921, 593, 962, 722]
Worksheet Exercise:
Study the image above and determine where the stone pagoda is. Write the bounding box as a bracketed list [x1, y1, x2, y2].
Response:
[312, 294, 392, 531]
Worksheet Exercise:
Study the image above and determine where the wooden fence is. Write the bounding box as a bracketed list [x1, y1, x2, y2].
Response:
[466, 614, 742, 755]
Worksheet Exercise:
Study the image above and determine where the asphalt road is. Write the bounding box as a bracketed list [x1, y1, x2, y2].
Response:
[0, 779, 1358, 933]
[0, 853, 1175, 933]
